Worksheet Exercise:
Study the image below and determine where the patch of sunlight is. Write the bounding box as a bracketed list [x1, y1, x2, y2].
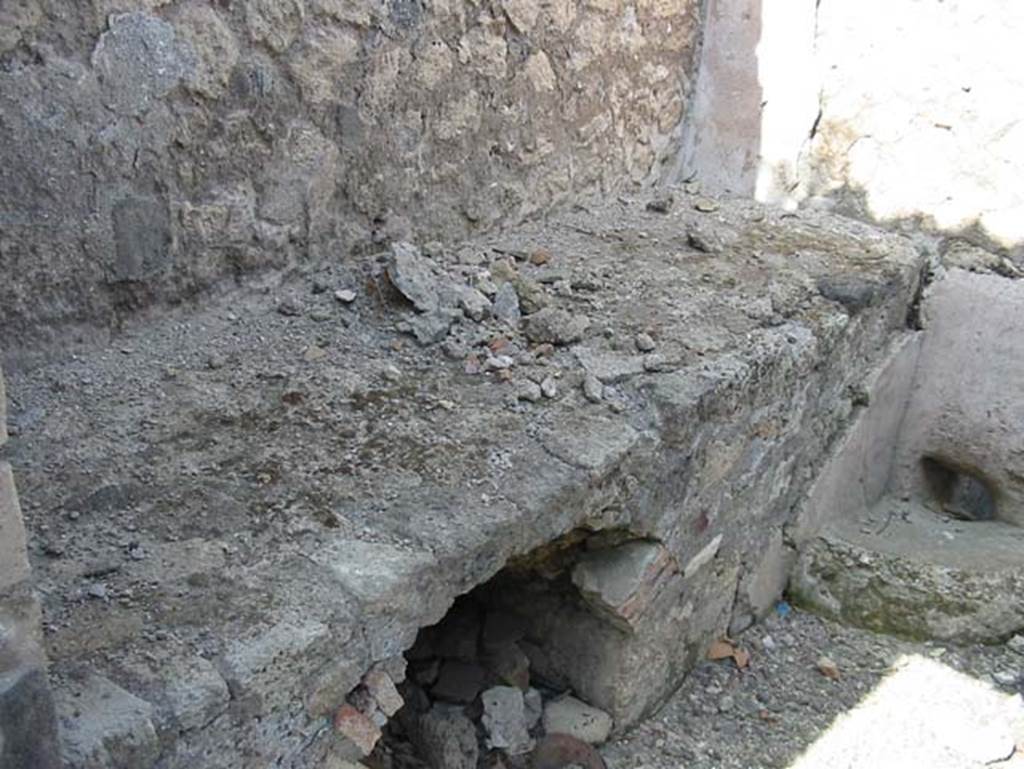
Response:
[787, 654, 1024, 769]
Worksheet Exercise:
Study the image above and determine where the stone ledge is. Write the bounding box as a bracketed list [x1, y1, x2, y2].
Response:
[4, 193, 924, 767]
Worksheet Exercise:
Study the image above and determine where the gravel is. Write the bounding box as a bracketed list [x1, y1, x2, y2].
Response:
[602, 608, 1024, 769]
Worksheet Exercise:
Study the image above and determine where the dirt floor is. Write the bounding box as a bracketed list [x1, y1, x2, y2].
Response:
[603, 607, 1024, 769]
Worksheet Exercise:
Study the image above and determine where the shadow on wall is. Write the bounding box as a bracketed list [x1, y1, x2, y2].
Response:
[680, 0, 1024, 260]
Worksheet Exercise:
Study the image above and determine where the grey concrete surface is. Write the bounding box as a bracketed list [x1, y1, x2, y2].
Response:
[3, 192, 922, 767]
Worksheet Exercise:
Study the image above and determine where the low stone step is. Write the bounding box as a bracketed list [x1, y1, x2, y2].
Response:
[790, 501, 1024, 643]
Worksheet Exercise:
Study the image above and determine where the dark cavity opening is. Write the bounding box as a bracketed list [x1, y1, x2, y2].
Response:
[921, 456, 997, 522]
[364, 528, 671, 769]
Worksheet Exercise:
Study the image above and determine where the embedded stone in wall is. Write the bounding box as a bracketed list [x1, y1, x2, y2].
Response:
[172, 2, 239, 100]
[111, 195, 172, 282]
[244, 0, 305, 53]
[91, 12, 195, 117]
[289, 25, 361, 105]
[571, 541, 678, 631]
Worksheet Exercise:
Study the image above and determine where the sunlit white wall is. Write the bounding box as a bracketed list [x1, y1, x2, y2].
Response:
[752, 0, 818, 208]
[682, 0, 1024, 249]
[798, 0, 1024, 247]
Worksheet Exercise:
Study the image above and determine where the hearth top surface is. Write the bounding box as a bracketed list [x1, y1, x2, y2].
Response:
[2, 189, 921, 754]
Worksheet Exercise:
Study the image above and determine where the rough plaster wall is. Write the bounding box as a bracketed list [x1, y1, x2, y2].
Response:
[0, 0, 700, 353]
[680, 0, 1024, 255]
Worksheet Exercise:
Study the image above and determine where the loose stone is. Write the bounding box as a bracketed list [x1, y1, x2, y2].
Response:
[582, 375, 604, 403]
[635, 333, 656, 352]
[515, 380, 543, 403]
[481, 686, 534, 755]
[542, 695, 613, 745]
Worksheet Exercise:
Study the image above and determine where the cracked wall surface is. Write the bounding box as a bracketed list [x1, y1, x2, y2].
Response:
[0, 0, 700, 360]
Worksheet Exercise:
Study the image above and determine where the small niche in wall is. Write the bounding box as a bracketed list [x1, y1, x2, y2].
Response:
[921, 456, 998, 522]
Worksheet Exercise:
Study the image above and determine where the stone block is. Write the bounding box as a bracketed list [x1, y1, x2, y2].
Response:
[0, 668, 60, 769]
[0, 463, 29, 592]
[572, 540, 677, 631]
[542, 694, 613, 745]
[332, 704, 380, 756]
[56, 674, 160, 769]
[481, 685, 534, 755]
[363, 667, 403, 717]
[416, 705, 478, 769]
[92, 12, 195, 116]
[111, 195, 172, 281]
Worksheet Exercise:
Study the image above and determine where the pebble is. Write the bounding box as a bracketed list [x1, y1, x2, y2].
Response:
[540, 376, 559, 399]
[1007, 635, 1024, 655]
[485, 355, 515, 372]
[277, 300, 301, 317]
[643, 353, 669, 372]
[493, 283, 522, 325]
[382, 365, 402, 382]
[816, 655, 841, 680]
[582, 375, 604, 403]
[687, 222, 725, 253]
[522, 307, 589, 345]
[334, 289, 357, 304]
[515, 381, 543, 403]
[646, 195, 674, 214]
[86, 583, 108, 600]
[635, 333, 656, 352]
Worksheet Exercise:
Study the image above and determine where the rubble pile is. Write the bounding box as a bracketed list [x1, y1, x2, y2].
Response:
[368, 595, 611, 769]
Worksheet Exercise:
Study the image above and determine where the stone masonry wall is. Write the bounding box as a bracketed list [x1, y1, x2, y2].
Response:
[0, 0, 700, 356]
[0, 363, 60, 768]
